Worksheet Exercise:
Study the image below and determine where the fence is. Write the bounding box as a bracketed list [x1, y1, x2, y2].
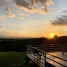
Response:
[26, 45, 67, 67]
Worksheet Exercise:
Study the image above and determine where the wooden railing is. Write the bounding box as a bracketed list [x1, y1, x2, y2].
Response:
[26, 45, 67, 67]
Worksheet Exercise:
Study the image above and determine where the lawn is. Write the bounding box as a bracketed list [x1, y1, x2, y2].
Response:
[0, 52, 26, 67]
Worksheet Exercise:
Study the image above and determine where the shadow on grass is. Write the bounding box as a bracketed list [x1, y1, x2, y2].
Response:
[0, 52, 38, 67]
[0, 52, 26, 67]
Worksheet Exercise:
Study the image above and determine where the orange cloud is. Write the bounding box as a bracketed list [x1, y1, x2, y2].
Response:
[0, 16, 5, 20]
[15, 0, 53, 14]
[7, 12, 16, 18]
[16, 4, 48, 14]
[20, 15, 24, 19]
[31, 0, 53, 5]
[45, 0, 53, 5]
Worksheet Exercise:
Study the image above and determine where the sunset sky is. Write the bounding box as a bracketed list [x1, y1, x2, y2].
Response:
[0, 0, 67, 38]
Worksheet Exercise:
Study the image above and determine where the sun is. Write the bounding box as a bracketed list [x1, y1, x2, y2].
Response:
[50, 33, 55, 38]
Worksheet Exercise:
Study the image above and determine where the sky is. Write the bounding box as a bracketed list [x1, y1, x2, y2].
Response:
[0, 0, 67, 38]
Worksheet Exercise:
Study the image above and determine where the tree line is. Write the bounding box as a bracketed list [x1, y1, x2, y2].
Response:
[0, 36, 67, 51]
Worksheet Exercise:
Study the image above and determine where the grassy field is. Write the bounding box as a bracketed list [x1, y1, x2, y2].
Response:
[0, 52, 38, 67]
[0, 52, 27, 67]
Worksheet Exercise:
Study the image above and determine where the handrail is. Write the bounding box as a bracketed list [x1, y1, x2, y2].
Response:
[27, 45, 67, 52]
[27, 53, 45, 67]
[46, 57, 67, 67]
[47, 53, 67, 62]
[27, 45, 44, 53]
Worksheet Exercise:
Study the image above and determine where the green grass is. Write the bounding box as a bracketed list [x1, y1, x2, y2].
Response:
[0, 52, 38, 67]
[0, 52, 26, 67]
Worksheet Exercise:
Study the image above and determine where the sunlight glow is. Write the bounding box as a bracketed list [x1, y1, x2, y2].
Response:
[50, 33, 55, 38]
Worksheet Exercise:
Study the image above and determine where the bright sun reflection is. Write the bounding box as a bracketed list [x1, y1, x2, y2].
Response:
[50, 33, 55, 38]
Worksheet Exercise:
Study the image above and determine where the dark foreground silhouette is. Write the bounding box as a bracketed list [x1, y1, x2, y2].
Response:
[0, 36, 67, 52]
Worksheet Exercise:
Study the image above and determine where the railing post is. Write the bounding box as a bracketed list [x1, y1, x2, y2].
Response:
[26, 45, 29, 64]
[44, 53, 46, 67]
[26, 56, 29, 64]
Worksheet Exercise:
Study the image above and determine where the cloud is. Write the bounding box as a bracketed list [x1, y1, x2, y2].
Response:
[6, 0, 10, 2]
[15, 0, 30, 8]
[0, 0, 10, 12]
[0, 0, 15, 18]
[7, 12, 16, 18]
[18, 12, 30, 19]
[16, 4, 48, 14]
[31, 0, 53, 5]
[0, 31, 11, 38]
[0, 0, 6, 7]
[51, 10, 67, 26]
[20, 15, 24, 19]
[0, 26, 2, 28]
[19, 12, 30, 16]
[45, 0, 53, 5]
[0, 16, 5, 20]
[49, 8, 56, 11]
[51, 19, 67, 26]
[0, 0, 53, 18]
[15, 0, 53, 14]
